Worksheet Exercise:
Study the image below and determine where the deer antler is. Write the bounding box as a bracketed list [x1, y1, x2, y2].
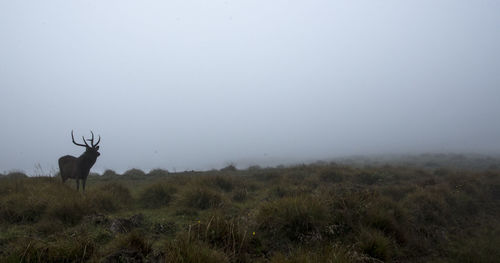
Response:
[72, 130, 88, 147]
[88, 131, 101, 147]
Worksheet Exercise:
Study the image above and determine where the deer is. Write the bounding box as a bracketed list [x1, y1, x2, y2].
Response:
[59, 130, 101, 191]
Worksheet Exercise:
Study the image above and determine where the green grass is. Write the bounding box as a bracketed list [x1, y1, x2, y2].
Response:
[1, 156, 500, 262]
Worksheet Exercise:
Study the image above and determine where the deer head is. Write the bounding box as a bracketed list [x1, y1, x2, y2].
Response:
[71, 130, 101, 158]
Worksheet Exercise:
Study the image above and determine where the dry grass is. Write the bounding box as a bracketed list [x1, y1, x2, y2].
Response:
[1, 156, 500, 262]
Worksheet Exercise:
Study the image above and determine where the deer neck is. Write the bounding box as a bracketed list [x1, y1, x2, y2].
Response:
[78, 152, 97, 171]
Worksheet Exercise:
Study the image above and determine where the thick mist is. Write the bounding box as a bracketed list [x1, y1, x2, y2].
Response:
[1, 0, 499, 174]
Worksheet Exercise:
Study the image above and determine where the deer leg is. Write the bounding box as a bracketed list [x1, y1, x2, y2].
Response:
[76, 179, 80, 190]
[82, 179, 86, 192]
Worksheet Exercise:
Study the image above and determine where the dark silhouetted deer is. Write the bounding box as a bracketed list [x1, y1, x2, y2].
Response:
[59, 130, 101, 191]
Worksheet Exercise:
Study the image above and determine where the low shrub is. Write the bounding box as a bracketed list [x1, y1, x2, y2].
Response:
[102, 169, 118, 177]
[148, 168, 169, 177]
[123, 169, 146, 177]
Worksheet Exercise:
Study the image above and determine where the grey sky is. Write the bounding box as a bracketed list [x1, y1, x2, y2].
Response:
[1, 0, 499, 174]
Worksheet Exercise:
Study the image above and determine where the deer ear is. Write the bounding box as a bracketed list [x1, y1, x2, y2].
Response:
[96, 146, 100, 150]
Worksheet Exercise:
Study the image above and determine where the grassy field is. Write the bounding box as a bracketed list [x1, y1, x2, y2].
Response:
[1, 155, 500, 262]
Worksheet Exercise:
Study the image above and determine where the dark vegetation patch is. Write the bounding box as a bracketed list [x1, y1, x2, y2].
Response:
[147, 168, 169, 177]
[180, 186, 225, 210]
[123, 168, 146, 177]
[1, 156, 500, 262]
[139, 183, 177, 208]
[102, 169, 118, 177]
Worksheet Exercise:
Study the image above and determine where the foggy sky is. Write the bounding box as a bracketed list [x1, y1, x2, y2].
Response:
[1, 0, 499, 174]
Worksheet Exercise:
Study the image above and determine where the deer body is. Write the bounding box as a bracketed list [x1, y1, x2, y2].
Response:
[59, 131, 101, 191]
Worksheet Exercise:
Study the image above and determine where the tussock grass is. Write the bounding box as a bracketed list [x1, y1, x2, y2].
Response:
[186, 212, 254, 261]
[101, 231, 152, 261]
[86, 182, 133, 212]
[257, 196, 329, 243]
[179, 186, 225, 210]
[269, 244, 369, 263]
[1, 156, 500, 262]
[357, 228, 394, 261]
[138, 183, 176, 208]
[162, 236, 229, 263]
[3, 232, 95, 262]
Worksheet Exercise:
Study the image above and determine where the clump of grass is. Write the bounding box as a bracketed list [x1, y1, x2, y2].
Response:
[318, 168, 345, 183]
[46, 194, 87, 225]
[34, 218, 66, 235]
[100, 182, 133, 202]
[269, 244, 367, 263]
[355, 172, 383, 185]
[195, 175, 238, 193]
[323, 189, 373, 229]
[210, 175, 235, 192]
[357, 228, 393, 261]
[162, 236, 229, 263]
[87, 182, 133, 212]
[102, 231, 152, 261]
[250, 170, 281, 182]
[446, 227, 500, 263]
[379, 184, 417, 201]
[267, 185, 308, 199]
[0, 177, 86, 225]
[257, 196, 329, 243]
[2, 233, 95, 262]
[180, 187, 224, 210]
[232, 188, 248, 202]
[188, 213, 254, 260]
[139, 183, 177, 209]
[0, 193, 47, 224]
[403, 187, 450, 226]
